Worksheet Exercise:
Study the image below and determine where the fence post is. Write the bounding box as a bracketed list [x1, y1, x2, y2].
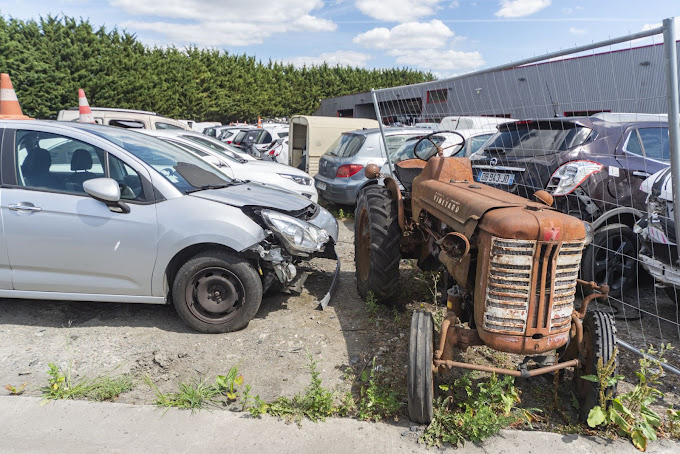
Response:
[664, 18, 680, 258]
[371, 89, 394, 176]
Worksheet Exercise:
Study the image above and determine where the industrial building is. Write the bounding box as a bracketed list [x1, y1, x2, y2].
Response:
[315, 41, 678, 123]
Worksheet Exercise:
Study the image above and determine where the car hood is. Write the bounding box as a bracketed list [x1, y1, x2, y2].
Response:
[190, 182, 312, 211]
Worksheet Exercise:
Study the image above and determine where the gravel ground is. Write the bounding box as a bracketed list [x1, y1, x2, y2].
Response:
[0, 218, 365, 404]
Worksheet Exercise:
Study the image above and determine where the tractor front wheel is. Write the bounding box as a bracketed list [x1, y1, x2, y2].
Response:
[408, 310, 435, 424]
[575, 310, 617, 422]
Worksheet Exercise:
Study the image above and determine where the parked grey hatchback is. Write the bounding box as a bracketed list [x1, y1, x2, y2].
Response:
[314, 128, 424, 205]
[0, 120, 338, 333]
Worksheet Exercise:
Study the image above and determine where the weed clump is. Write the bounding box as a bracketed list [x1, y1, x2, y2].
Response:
[420, 373, 520, 447]
[43, 362, 133, 402]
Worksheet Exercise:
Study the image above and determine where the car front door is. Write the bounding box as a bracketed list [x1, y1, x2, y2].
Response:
[0, 128, 159, 296]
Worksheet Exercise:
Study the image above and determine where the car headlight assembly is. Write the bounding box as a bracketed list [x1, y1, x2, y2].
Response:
[278, 173, 312, 186]
[548, 160, 603, 196]
[261, 209, 330, 255]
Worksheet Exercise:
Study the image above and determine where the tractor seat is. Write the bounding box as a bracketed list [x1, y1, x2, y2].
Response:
[394, 159, 428, 191]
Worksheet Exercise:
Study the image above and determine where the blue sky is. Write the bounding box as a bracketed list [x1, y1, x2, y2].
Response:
[1, 0, 678, 78]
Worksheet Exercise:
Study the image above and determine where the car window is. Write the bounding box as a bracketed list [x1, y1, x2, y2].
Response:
[86, 126, 232, 193]
[15, 130, 106, 195]
[278, 131, 289, 138]
[108, 154, 145, 201]
[468, 134, 494, 155]
[178, 135, 248, 163]
[233, 130, 248, 143]
[623, 130, 643, 156]
[326, 134, 367, 157]
[109, 119, 146, 129]
[638, 127, 670, 162]
[259, 131, 272, 143]
[385, 134, 423, 154]
[155, 122, 184, 130]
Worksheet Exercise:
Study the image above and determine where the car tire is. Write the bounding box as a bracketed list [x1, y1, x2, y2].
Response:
[581, 223, 637, 299]
[575, 311, 617, 423]
[354, 186, 401, 303]
[172, 251, 262, 333]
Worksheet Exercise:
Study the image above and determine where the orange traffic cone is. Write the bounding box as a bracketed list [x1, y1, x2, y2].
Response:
[78, 88, 95, 123]
[257, 116, 262, 128]
[0, 73, 33, 120]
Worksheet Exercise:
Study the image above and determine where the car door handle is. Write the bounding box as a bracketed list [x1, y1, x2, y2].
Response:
[8, 203, 42, 212]
[632, 171, 652, 178]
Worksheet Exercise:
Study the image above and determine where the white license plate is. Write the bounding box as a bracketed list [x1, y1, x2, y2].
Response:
[478, 171, 514, 185]
[315, 180, 327, 190]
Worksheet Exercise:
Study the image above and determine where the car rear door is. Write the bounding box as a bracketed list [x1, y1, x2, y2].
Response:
[0, 127, 159, 296]
[615, 126, 669, 211]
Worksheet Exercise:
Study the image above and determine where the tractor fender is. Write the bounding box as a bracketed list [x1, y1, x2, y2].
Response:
[384, 176, 406, 232]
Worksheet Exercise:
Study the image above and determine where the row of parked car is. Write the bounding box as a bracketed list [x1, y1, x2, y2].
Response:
[311, 112, 675, 304]
[0, 79, 338, 334]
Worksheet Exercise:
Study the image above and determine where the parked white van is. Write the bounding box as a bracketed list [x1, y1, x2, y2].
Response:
[57, 108, 192, 131]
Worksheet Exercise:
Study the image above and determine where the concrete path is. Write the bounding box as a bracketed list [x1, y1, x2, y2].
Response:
[0, 396, 678, 453]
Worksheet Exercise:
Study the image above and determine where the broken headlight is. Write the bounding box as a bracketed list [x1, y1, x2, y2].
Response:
[261, 209, 329, 255]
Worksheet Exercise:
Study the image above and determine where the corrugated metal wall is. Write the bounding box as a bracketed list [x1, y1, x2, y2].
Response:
[317, 41, 679, 120]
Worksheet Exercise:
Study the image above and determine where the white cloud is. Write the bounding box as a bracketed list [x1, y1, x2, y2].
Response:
[353, 19, 483, 74]
[354, 0, 443, 22]
[353, 20, 453, 50]
[495, 0, 551, 18]
[450, 1, 460, 8]
[391, 48, 484, 72]
[284, 50, 372, 67]
[569, 27, 587, 35]
[111, 0, 336, 46]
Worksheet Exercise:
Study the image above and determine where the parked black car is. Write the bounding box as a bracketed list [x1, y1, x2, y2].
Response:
[470, 113, 669, 297]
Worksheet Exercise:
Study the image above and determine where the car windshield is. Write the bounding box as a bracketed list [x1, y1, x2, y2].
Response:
[478, 121, 593, 157]
[86, 126, 232, 193]
[179, 134, 249, 163]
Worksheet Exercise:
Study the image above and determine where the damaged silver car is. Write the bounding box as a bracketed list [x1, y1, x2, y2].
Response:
[0, 120, 339, 333]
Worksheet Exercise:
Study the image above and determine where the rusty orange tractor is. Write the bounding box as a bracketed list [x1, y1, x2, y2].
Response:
[354, 132, 615, 423]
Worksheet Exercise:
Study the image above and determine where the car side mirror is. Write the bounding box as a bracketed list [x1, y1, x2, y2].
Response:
[83, 178, 130, 214]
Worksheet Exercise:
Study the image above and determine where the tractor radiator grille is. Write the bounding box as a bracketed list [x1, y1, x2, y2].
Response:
[483, 237, 583, 335]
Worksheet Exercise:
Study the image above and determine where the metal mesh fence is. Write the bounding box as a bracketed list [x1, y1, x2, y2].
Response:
[371, 19, 680, 374]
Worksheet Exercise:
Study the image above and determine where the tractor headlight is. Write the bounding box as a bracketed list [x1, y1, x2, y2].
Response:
[261, 209, 329, 255]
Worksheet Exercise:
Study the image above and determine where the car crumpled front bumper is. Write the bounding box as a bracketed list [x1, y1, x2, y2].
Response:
[249, 205, 341, 309]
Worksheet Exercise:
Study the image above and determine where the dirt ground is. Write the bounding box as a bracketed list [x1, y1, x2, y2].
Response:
[0, 214, 679, 434]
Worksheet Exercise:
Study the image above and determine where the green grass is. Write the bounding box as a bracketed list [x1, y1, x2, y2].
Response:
[42, 362, 133, 402]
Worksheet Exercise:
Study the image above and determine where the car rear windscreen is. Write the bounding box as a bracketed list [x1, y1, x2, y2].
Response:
[480, 121, 593, 157]
[326, 134, 366, 157]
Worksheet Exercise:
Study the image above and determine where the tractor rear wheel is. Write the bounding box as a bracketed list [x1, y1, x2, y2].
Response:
[355, 186, 401, 303]
[408, 310, 434, 424]
[575, 310, 617, 422]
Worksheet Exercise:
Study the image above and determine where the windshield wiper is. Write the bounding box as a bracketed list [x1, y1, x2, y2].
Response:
[185, 183, 233, 194]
